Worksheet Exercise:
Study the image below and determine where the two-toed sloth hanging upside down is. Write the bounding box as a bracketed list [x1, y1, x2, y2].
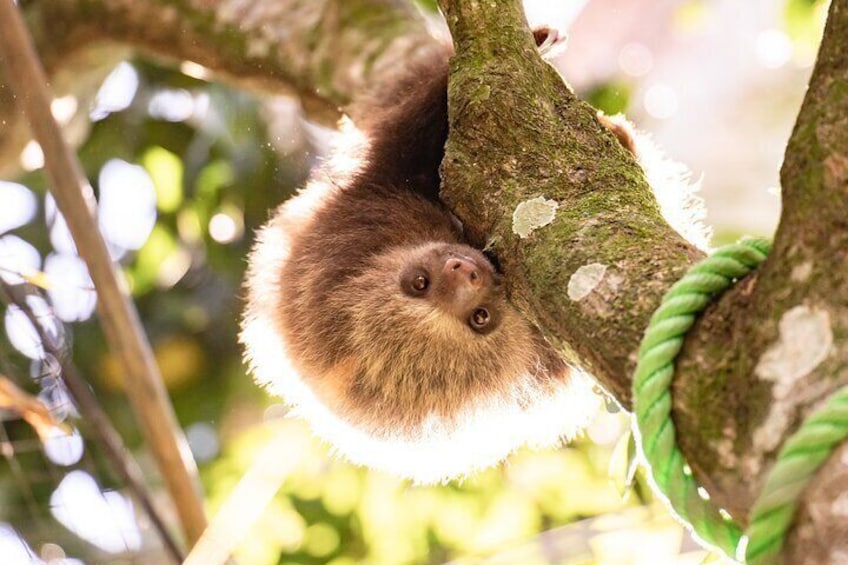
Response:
[240, 28, 708, 483]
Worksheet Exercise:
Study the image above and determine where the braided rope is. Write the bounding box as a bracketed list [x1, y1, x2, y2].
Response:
[633, 236, 848, 563]
[633, 238, 771, 558]
[745, 385, 848, 563]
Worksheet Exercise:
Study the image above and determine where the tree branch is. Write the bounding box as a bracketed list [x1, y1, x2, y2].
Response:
[438, 0, 848, 559]
[436, 0, 701, 405]
[670, 0, 848, 557]
[0, 281, 183, 564]
[0, 0, 439, 173]
[0, 0, 207, 545]
[676, 0, 848, 507]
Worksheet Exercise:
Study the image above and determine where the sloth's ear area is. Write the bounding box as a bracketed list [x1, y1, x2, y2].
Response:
[597, 113, 637, 156]
[532, 25, 568, 57]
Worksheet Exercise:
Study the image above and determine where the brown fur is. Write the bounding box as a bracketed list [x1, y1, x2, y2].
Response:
[273, 145, 571, 435]
[598, 113, 637, 155]
[240, 32, 609, 482]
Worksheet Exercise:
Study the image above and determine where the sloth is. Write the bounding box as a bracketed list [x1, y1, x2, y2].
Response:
[240, 29, 708, 483]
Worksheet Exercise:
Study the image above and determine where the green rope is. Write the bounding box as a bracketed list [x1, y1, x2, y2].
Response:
[745, 385, 848, 562]
[633, 238, 770, 558]
[633, 237, 848, 562]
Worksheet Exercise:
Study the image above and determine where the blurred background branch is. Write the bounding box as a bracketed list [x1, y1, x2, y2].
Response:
[0, 0, 206, 546]
[0, 0, 441, 176]
[0, 279, 183, 562]
[0, 0, 834, 563]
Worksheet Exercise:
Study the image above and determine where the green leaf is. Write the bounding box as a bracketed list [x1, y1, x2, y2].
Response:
[131, 224, 178, 294]
[609, 428, 638, 498]
[141, 146, 184, 213]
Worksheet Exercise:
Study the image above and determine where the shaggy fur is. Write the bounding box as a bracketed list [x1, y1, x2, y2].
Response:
[241, 30, 707, 483]
[242, 36, 603, 483]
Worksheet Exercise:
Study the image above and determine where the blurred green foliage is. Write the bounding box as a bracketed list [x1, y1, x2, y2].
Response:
[204, 419, 646, 565]
[1, 55, 645, 563]
[586, 82, 631, 117]
[783, 0, 830, 45]
[1, 0, 831, 561]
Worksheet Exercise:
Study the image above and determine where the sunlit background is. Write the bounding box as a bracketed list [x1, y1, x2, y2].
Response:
[0, 0, 829, 563]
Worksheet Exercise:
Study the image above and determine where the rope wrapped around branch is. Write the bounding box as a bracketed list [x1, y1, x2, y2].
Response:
[632, 238, 848, 563]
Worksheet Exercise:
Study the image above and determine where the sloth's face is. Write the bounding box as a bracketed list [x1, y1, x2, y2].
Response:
[397, 242, 504, 336]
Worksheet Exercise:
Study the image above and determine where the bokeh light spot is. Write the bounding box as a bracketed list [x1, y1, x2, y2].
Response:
[43, 427, 85, 467]
[643, 83, 679, 119]
[0, 182, 37, 234]
[50, 471, 141, 554]
[44, 252, 96, 322]
[0, 235, 40, 285]
[90, 62, 139, 121]
[756, 29, 793, 69]
[4, 305, 44, 360]
[20, 140, 44, 171]
[98, 159, 158, 251]
[148, 89, 195, 122]
[186, 422, 220, 463]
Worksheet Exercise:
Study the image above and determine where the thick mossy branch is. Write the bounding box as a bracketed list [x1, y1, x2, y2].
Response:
[0, 0, 436, 174]
[441, 0, 848, 555]
[437, 0, 701, 403]
[673, 0, 848, 549]
[25, 0, 430, 111]
[745, 2, 848, 553]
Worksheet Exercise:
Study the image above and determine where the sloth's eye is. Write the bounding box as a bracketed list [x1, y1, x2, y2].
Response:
[411, 274, 429, 292]
[401, 270, 430, 297]
[469, 307, 490, 331]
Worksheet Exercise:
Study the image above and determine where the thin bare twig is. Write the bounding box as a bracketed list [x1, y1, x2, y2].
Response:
[183, 423, 305, 565]
[0, 0, 207, 544]
[0, 372, 67, 438]
[0, 282, 184, 563]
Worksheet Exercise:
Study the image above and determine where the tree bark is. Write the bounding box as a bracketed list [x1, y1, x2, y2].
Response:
[0, 0, 438, 173]
[674, 0, 848, 556]
[437, 0, 848, 560]
[3, 0, 847, 560]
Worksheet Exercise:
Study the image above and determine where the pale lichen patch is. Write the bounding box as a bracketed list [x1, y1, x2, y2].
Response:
[830, 549, 848, 564]
[756, 305, 832, 391]
[791, 261, 813, 282]
[714, 436, 737, 469]
[512, 196, 558, 238]
[751, 410, 790, 458]
[751, 305, 833, 454]
[831, 491, 848, 517]
[567, 263, 607, 301]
